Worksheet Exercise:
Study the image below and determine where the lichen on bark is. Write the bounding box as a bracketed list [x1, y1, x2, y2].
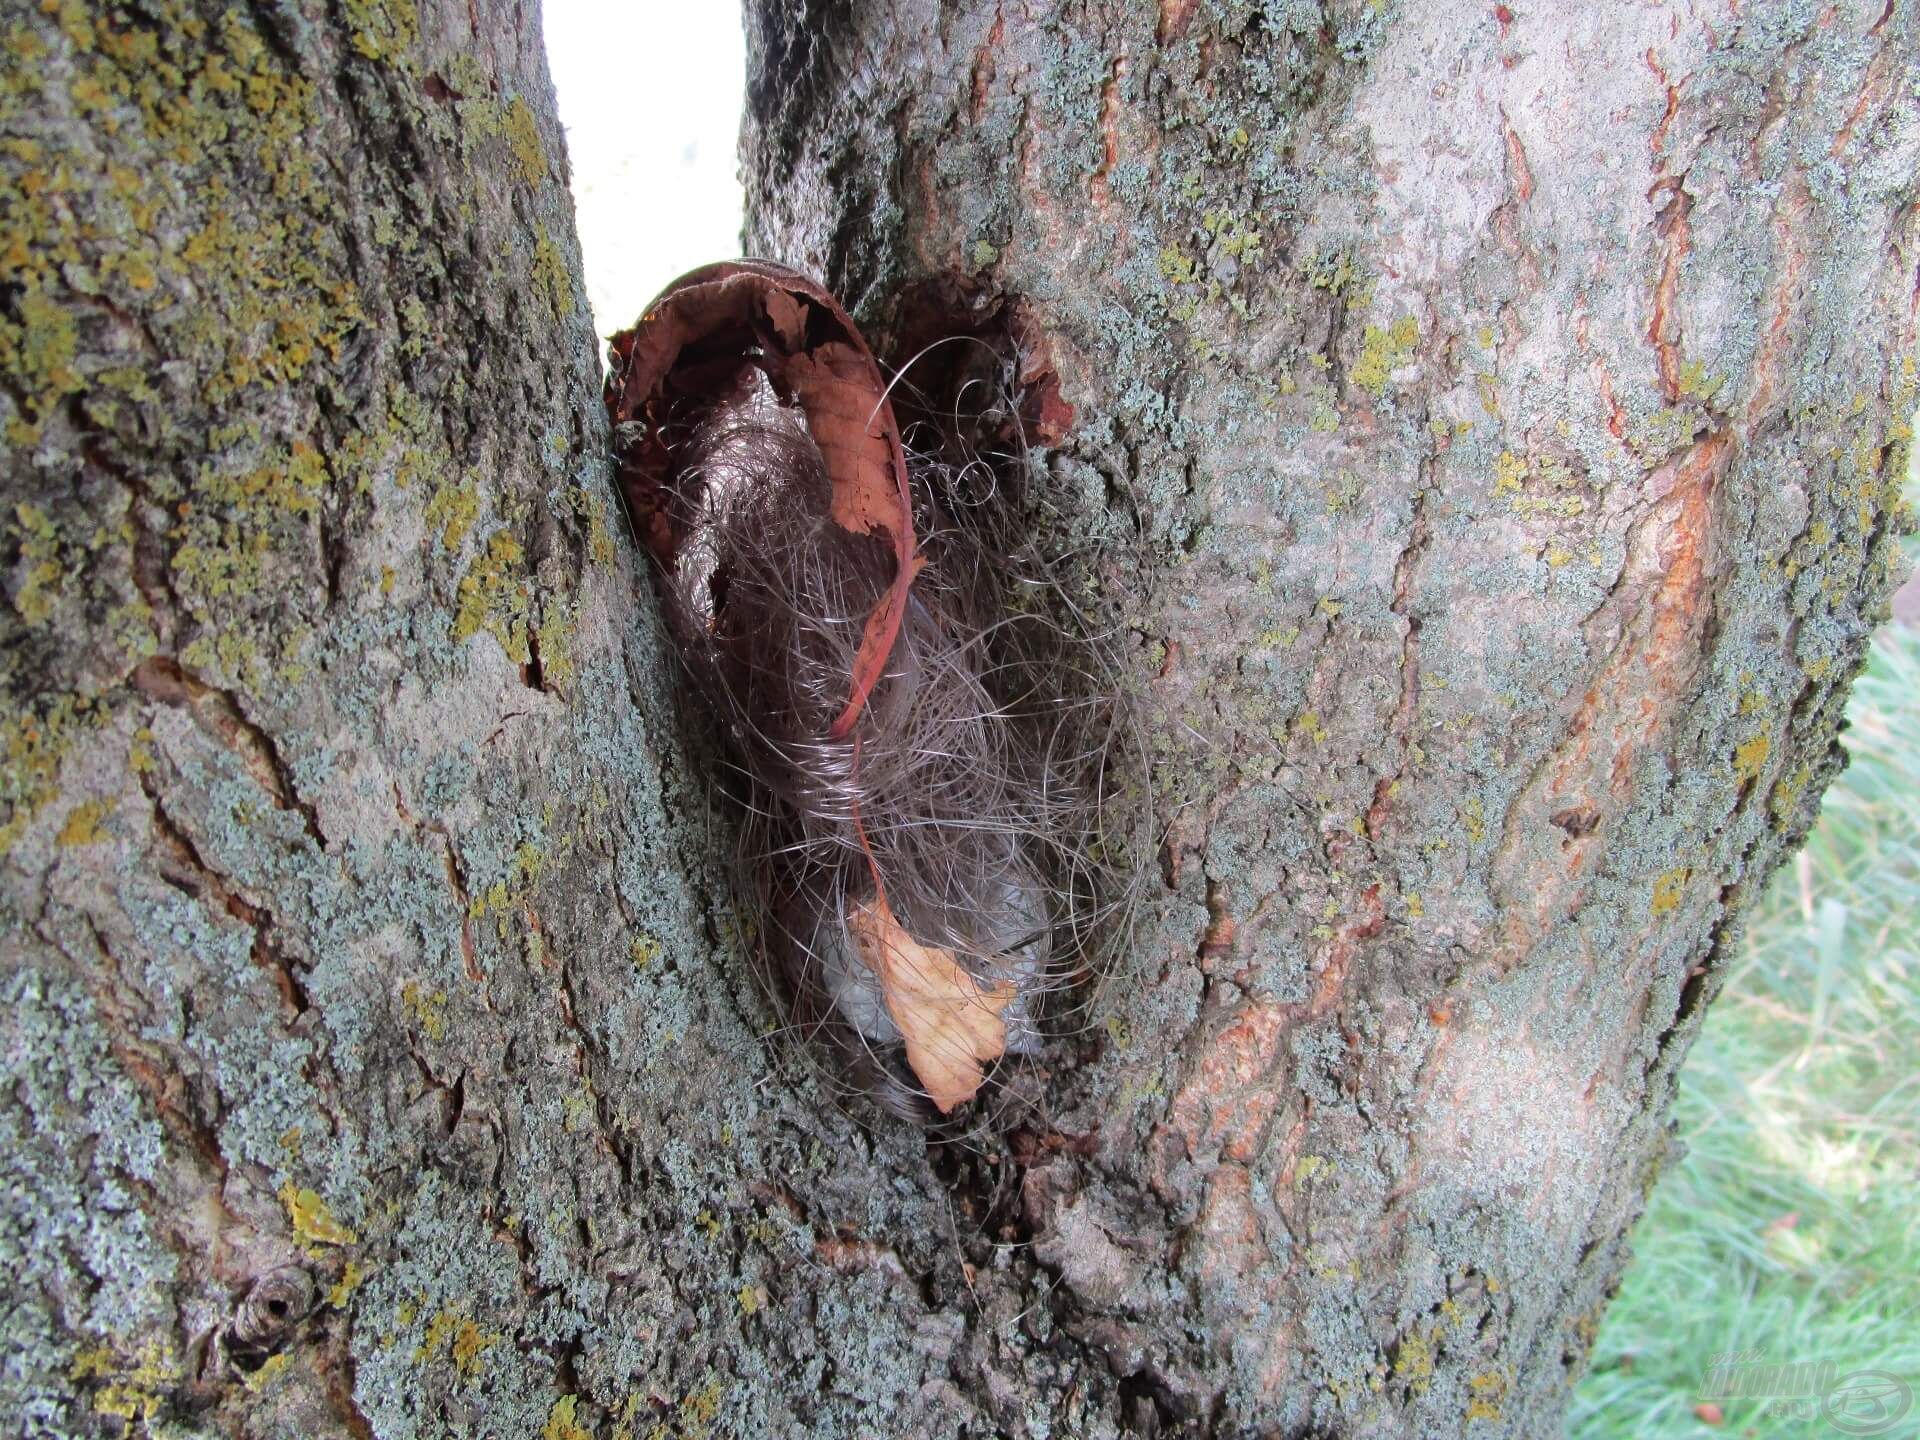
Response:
[742, 0, 1915, 1433]
[3, 0, 1915, 1436]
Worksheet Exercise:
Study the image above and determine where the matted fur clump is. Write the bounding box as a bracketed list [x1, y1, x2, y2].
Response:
[606, 261, 1141, 1124]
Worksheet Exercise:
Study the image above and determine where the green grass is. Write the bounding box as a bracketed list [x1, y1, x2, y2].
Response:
[1571, 623, 1920, 1438]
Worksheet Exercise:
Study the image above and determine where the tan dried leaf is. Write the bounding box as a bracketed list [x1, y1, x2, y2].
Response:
[846, 894, 1015, 1113]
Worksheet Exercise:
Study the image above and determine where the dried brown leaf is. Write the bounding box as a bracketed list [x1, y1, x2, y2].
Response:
[605, 260, 916, 735]
[846, 893, 1014, 1113]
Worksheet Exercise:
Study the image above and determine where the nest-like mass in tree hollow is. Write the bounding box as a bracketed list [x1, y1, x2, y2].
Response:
[606, 260, 1142, 1124]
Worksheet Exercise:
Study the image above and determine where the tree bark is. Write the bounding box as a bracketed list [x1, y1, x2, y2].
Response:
[0, 2, 1911, 1440]
[738, 0, 1919, 1433]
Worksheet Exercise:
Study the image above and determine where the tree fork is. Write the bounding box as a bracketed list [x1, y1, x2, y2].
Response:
[0, 0, 1913, 1437]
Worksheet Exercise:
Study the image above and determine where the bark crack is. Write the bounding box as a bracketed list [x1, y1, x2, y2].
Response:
[142, 774, 314, 1018]
[132, 655, 329, 849]
[391, 782, 486, 986]
[1646, 171, 1694, 405]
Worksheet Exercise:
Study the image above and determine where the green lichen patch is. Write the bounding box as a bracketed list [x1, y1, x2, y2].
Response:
[342, 0, 420, 64]
[535, 599, 578, 690]
[532, 224, 573, 319]
[169, 442, 330, 607]
[1731, 732, 1772, 784]
[0, 290, 83, 428]
[0, 691, 104, 856]
[7, 500, 68, 626]
[503, 96, 547, 184]
[1350, 313, 1418, 396]
[425, 476, 482, 552]
[1159, 241, 1199, 287]
[53, 797, 108, 846]
[1300, 245, 1367, 297]
[543, 1394, 592, 1440]
[452, 530, 533, 662]
[401, 980, 448, 1041]
[418, 1305, 499, 1377]
[567, 485, 617, 567]
[1650, 867, 1691, 916]
[281, 1181, 359, 1249]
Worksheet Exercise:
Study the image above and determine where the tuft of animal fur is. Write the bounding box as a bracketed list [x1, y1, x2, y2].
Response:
[608, 263, 1140, 1123]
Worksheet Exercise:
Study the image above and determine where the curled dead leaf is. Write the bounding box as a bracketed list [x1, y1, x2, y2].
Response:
[845, 893, 1014, 1113]
[605, 260, 916, 735]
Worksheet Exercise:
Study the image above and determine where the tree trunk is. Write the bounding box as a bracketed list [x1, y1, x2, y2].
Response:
[0, 2, 1910, 1439]
[737, 0, 1918, 1433]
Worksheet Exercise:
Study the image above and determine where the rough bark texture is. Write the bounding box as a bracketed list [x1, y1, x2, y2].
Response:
[738, 0, 1919, 1434]
[0, 2, 1912, 1440]
[0, 2, 819, 1436]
